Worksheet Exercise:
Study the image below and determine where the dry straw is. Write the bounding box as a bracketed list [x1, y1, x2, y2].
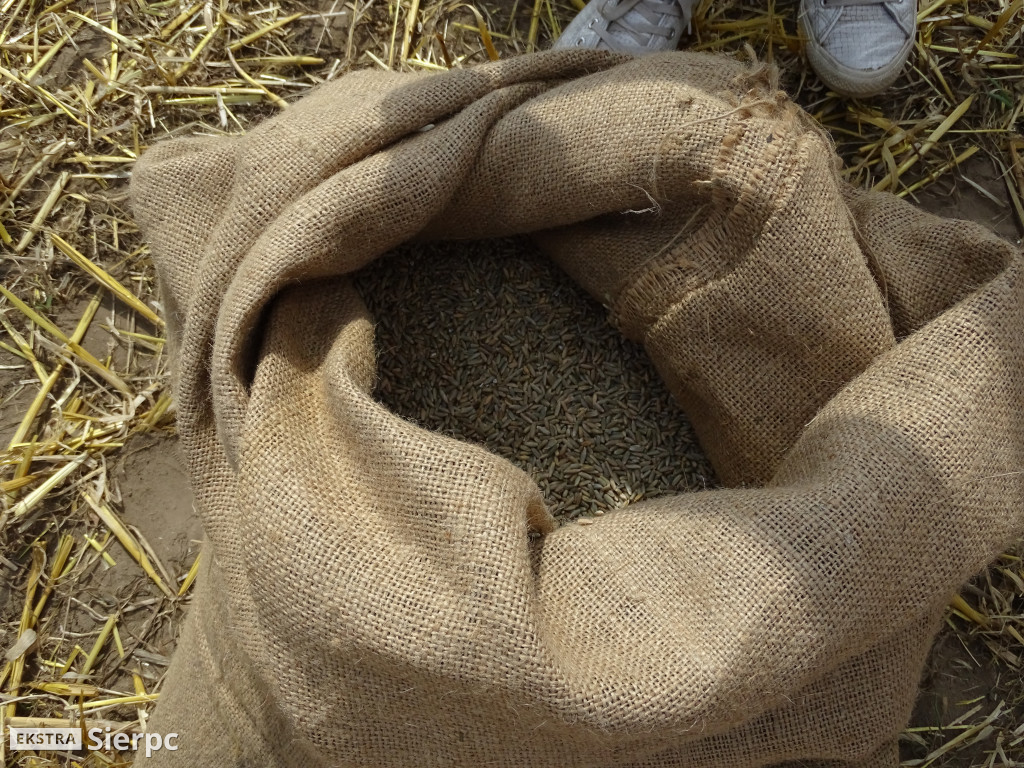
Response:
[1, 0, 1021, 764]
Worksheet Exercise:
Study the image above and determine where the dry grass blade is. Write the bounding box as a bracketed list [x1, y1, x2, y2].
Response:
[50, 235, 164, 327]
[873, 95, 975, 192]
[31, 533, 75, 622]
[904, 703, 1006, 767]
[228, 12, 304, 52]
[897, 146, 979, 198]
[27, 682, 99, 697]
[65, 10, 143, 51]
[226, 48, 289, 109]
[5, 292, 103, 446]
[463, 4, 500, 61]
[14, 170, 69, 252]
[80, 493, 175, 599]
[950, 593, 990, 627]
[78, 612, 118, 677]
[178, 552, 200, 596]
[1, 476, 38, 493]
[2, 454, 89, 524]
[0, 284, 130, 394]
[5, 545, 46, 717]
[79, 693, 160, 711]
[401, 0, 422, 62]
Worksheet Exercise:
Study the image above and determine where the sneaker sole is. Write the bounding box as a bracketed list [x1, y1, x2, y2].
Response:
[800, 18, 914, 98]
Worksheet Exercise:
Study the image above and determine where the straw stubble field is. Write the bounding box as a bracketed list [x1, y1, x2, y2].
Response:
[0, 0, 1022, 764]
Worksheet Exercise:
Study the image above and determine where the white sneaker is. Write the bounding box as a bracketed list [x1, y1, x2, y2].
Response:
[553, 0, 696, 53]
[800, 0, 916, 97]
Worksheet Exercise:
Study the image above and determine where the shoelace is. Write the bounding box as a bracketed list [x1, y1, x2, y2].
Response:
[591, 0, 688, 47]
[820, 0, 913, 38]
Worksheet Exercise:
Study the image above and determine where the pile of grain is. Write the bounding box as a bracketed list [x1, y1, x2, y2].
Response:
[355, 237, 716, 522]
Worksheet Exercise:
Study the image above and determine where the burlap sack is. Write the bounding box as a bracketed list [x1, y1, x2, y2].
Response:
[130, 50, 1024, 767]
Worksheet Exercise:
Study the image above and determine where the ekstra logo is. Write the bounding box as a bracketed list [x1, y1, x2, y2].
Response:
[9, 726, 179, 757]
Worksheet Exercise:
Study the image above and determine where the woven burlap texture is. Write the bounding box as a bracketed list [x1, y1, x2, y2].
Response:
[130, 50, 1024, 767]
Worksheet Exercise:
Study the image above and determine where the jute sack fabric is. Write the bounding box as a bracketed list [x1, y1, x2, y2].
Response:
[130, 50, 1024, 767]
